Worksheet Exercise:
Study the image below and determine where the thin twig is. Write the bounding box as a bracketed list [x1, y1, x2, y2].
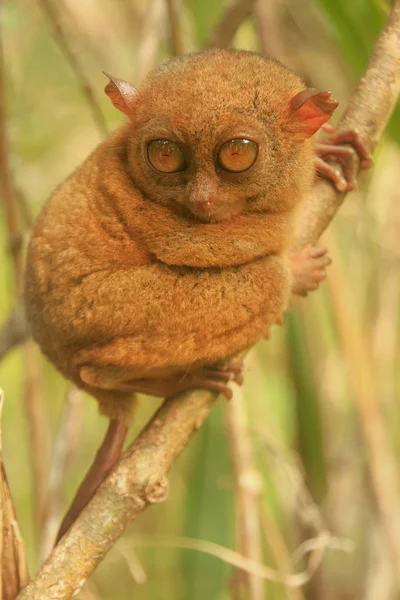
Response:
[37, 0, 108, 138]
[165, 0, 184, 56]
[226, 387, 265, 600]
[206, 0, 255, 48]
[15, 4, 400, 598]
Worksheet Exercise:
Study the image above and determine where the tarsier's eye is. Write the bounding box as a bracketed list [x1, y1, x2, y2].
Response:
[218, 139, 258, 173]
[147, 140, 186, 173]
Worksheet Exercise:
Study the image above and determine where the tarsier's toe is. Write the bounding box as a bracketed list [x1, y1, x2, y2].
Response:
[201, 359, 244, 391]
[316, 125, 373, 191]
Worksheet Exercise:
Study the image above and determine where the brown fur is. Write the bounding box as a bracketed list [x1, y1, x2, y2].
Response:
[25, 49, 328, 419]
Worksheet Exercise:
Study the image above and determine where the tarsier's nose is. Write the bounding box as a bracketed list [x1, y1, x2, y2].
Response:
[185, 191, 219, 221]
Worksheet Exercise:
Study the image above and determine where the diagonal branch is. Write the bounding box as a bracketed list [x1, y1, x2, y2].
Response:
[16, 3, 400, 599]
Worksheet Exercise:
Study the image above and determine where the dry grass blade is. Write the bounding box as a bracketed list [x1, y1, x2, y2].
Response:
[0, 389, 29, 600]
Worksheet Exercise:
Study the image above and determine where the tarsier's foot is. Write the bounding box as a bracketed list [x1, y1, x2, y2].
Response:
[316, 124, 373, 192]
[132, 359, 244, 400]
[290, 245, 332, 296]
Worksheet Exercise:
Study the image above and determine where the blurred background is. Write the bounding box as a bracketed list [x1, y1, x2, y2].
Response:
[1, 0, 400, 598]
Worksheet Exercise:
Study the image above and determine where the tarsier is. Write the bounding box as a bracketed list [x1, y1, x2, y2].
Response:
[25, 49, 372, 541]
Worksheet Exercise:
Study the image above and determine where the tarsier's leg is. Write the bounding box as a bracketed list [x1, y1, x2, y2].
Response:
[290, 245, 332, 296]
[80, 359, 245, 401]
[315, 124, 373, 192]
[56, 417, 128, 543]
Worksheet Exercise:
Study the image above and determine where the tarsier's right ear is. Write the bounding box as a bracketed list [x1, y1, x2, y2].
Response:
[104, 73, 139, 117]
[290, 88, 339, 138]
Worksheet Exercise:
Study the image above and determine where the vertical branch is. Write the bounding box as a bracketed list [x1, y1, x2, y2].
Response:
[37, 0, 108, 138]
[226, 387, 265, 600]
[165, 0, 184, 56]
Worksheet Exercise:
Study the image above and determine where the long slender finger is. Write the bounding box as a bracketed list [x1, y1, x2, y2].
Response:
[315, 157, 348, 191]
[307, 245, 328, 258]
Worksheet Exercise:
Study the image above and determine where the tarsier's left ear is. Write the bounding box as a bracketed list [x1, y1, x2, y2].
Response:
[104, 73, 139, 117]
[290, 88, 339, 137]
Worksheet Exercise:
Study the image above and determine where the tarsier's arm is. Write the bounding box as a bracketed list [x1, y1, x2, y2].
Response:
[139, 210, 293, 267]
[68, 256, 290, 378]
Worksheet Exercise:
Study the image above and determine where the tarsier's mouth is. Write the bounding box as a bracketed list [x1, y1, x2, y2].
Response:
[183, 199, 246, 224]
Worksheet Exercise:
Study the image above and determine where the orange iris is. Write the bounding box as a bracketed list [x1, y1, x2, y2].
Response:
[218, 139, 258, 173]
[147, 140, 186, 173]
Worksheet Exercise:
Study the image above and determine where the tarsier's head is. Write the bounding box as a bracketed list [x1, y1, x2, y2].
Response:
[105, 49, 337, 223]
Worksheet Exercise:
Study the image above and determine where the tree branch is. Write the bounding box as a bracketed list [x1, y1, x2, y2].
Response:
[16, 3, 400, 598]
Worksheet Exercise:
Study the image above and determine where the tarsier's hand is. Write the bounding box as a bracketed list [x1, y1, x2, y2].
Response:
[290, 245, 332, 296]
[315, 124, 373, 192]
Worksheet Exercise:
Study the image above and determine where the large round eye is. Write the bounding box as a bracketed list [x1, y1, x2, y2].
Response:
[218, 139, 258, 173]
[147, 140, 186, 173]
